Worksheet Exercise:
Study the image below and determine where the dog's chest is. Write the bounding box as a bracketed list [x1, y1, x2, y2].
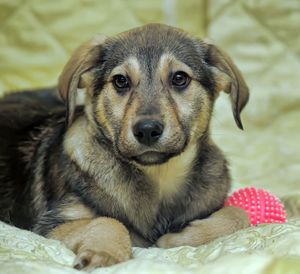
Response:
[82, 159, 195, 242]
[119, 145, 198, 240]
[141, 143, 197, 200]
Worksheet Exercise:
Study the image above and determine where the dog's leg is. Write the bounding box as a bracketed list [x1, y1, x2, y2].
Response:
[156, 206, 250, 248]
[47, 217, 132, 270]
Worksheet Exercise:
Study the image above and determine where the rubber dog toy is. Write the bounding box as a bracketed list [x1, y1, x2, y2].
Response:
[225, 187, 287, 226]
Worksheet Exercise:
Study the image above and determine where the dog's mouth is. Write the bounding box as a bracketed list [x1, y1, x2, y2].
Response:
[131, 151, 178, 166]
[116, 133, 189, 166]
[128, 138, 189, 166]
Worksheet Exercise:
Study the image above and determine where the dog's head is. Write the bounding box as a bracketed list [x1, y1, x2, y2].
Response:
[59, 24, 249, 166]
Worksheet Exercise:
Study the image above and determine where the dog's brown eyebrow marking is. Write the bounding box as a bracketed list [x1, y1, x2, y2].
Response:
[93, 55, 142, 98]
[157, 53, 194, 79]
[109, 57, 141, 84]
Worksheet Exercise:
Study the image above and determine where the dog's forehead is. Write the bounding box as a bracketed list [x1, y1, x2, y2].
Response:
[103, 24, 207, 73]
[110, 53, 193, 81]
[93, 24, 214, 92]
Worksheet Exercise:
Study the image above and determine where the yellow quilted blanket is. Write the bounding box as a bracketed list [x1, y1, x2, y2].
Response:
[1, 0, 300, 273]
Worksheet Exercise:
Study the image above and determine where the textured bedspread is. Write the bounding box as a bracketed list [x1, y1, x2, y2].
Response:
[1, 0, 300, 273]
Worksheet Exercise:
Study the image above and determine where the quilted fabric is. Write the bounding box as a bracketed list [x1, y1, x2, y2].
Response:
[1, 0, 300, 273]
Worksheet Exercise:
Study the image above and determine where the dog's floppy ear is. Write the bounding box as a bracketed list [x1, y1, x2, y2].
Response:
[58, 34, 106, 126]
[204, 40, 249, 130]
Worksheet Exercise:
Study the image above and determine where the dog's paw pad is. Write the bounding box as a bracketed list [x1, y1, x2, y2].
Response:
[73, 250, 119, 270]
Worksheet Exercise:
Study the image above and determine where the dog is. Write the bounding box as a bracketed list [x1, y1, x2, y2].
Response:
[0, 24, 250, 270]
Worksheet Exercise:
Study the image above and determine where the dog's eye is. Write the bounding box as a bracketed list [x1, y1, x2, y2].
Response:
[112, 74, 130, 92]
[171, 71, 190, 88]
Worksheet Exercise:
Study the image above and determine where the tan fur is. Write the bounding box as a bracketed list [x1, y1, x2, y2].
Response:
[93, 57, 142, 144]
[60, 203, 95, 220]
[59, 34, 107, 101]
[156, 206, 250, 248]
[111, 56, 142, 85]
[158, 54, 212, 140]
[64, 116, 95, 173]
[157, 53, 194, 80]
[203, 39, 249, 129]
[95, 95, 116, 140]
[47, 217, 132, 270]
[190, 91, 212, 142]
[141, 142, 198, 199]
[64, 116, 121, 186]
[58, 34, 106, 125]
[156, 54, 213, 144]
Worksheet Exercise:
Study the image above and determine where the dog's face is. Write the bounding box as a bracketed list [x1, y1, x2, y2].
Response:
[59, 24, 249, 166]
[89, 27, 217, 165]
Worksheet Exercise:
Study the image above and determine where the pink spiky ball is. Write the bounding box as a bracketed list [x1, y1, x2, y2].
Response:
[225, 187, 287, 226]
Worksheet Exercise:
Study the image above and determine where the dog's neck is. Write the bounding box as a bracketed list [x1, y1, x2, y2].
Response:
[140, 142, 198, 200]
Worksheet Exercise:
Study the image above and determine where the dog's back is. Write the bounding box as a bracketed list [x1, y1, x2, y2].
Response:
[0, 88, 65, 227]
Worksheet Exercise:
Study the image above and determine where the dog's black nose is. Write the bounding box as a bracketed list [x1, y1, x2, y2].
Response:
[133, 120, 164, 146]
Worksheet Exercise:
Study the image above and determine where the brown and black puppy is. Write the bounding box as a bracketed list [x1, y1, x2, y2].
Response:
[0, 24, 250, 270]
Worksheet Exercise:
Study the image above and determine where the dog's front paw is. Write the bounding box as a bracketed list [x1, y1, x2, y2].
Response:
[156, 220, 211, 248]
[156, 232, 181, 248]
[48, 217, 132, 270]
[156, 230, 198, 248]
[157, 207, 251, 249]
[73, 249, 121, 270]
[71, 217, 132, 270]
